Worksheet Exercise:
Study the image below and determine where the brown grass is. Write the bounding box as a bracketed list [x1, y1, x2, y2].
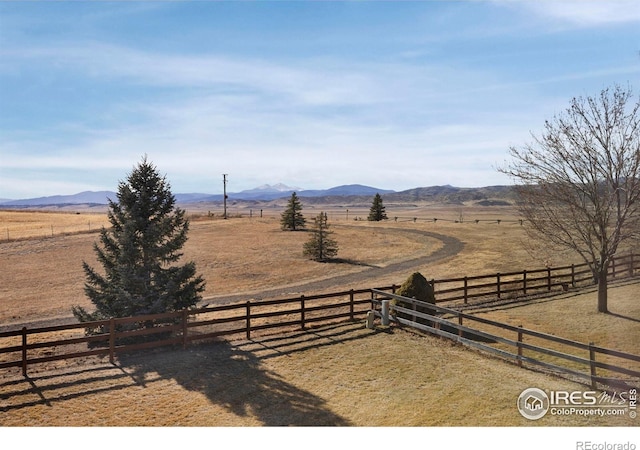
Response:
[0, 210, 111, 241]
[0, 205, 549, 326]
[1, 321, 634, 427]
[0, 206, 637, 427]
[471, 279, 640, 377]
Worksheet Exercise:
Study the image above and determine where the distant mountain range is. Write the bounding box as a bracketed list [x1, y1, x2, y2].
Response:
[0, 183, 515, 207]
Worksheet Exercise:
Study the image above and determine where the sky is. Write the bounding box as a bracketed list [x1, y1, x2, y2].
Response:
[1, 1, 639, 199]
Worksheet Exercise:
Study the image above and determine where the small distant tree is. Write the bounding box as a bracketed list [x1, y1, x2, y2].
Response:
[303, 212, 338, 261]
[72, 157, 206, 328]
[368, 193, 388, 221]
[281, 192, 306, 231]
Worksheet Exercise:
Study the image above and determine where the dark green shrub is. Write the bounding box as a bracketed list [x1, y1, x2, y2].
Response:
[392, 272, 436, 324]
[396, 272, 435, 303]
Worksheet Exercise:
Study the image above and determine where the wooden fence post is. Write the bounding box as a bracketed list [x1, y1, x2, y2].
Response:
[182, 309, 188, 349]
[589, 342, 597, 390]
[496, 273, 501, 299]
[611, 257, 616, 279]
[463, 276, 468, 304]
[517, 325, 523, 368]
[458, 313, 463, 337]
[21, 327, 27, 377]
[412, 300, 417, 324]
[246, 301, 251, 340]
[349, 290, 354, 321]
[522, 270, 527, 296]
[109, 318, 115, 364]
[547, 267, 552, 291]
[301, 295, 306, 330]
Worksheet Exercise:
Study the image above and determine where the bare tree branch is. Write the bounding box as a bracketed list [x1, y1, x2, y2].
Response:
[499, 84, 640, 313]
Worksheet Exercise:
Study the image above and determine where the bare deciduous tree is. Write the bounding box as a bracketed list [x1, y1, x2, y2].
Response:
[499, 85, 640, 313]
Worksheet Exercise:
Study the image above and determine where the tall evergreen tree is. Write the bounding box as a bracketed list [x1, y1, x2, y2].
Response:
[368, 193, 388, 221]
[303, 212, 338, 262]
[72, 157, 206, 324]
[280, 192, 306, 231]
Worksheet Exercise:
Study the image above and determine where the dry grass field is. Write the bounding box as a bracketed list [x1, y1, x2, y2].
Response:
[0, 210, 111, 241]
[0, 205, 638, 428]
[0, 205, 575, 326]
[1, 321, 636, 427]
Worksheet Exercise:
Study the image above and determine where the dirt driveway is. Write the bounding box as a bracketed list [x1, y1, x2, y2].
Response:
[205, 226, 463, 304]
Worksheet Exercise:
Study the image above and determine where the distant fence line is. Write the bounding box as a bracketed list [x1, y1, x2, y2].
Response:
[2, 206, 529, 242]
[1, 212, 519, 241]
[0, 253, 637, 377]
[2, 222, 109, 242]
[430, 252, 638, 305]
[201, 208, 523, 224]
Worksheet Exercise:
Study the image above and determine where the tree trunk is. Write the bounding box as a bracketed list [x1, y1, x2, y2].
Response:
[597, 267, 608, 313]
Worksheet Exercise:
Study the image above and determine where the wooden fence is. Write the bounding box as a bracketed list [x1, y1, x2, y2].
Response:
[371, 289, 640, 390]
[0, 252, 637, 377]
[0, 287, 391, 377]
[430, 252, 638, 304]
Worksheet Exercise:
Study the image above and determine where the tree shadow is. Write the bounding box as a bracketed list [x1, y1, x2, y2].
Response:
[0, 322, 376, 425]
[329, 257, 380, 269]
[117, 326, 359, 426]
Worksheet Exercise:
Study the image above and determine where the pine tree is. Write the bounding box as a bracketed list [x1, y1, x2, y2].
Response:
[368, 193, 388, 221]
[280, 192, 306, 231]
[72, 157, 206, 326]
[303, 212, 338, 262]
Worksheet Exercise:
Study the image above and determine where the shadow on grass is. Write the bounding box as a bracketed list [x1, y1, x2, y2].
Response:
[233, 321, 390, 360]
[0, 364, 148, 413]
[0, 322, 381, 424]
[605, 312, 640, 323]
[117, 343, 349, 426]
[115, 322, 377, 426]
[325, 257, 380, 268]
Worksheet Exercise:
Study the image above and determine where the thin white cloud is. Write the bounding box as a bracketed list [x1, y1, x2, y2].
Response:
[0, 108, 524, 195]
[1, 42, 390, 109]
[2, 2, 635, 198]
[494, 0, 640, 27]
[0, 37, 561, 197]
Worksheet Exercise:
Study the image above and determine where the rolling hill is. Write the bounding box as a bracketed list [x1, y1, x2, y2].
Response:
[0, 184, 515, 207]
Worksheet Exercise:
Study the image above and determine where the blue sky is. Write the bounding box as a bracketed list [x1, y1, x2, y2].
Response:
[1, 1, 639, 199]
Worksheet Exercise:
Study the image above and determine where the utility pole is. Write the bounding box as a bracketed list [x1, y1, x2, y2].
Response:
[223, 174, 228, 219]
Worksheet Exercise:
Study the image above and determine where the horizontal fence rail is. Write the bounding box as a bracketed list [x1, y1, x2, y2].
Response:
[430, 253, 638, 305]
[0, 287, 394, 377]
[0, 253, 637, 378]
[371, 289, 640, 390]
